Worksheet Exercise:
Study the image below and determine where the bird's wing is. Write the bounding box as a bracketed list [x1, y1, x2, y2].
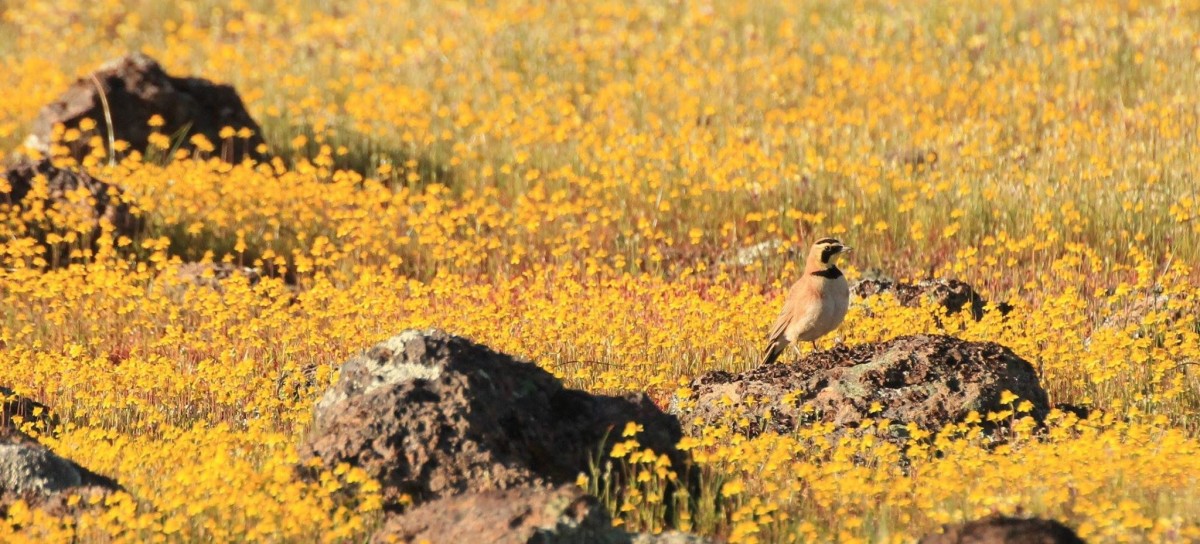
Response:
[761, 286, 801, 365]
[760, 338, 787, 366]
[765, 298, 793, 344]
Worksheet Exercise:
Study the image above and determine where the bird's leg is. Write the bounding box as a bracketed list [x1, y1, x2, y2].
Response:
[811, 340, 819, 352]
[791, 343, 803, 358]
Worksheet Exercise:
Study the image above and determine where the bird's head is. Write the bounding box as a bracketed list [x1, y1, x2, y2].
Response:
[808, 237, 852, 269]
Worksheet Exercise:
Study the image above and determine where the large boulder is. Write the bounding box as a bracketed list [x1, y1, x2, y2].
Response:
[0, 427, 122, 518]
[1, 159, 142, 255]
[852, 278, 1010, 321]
[298, 329, 685, 510]
[371, 484, 713, 544]
[25, 53, 269, 164]
[677, 335, 1050, 438]
[919, 515, 1086, 544]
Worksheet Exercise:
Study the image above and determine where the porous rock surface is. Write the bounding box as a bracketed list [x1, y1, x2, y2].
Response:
[371, 483, 713, 544]
[919, 515, 1086, 544]
[299, 329, 684, 510]
[25, 53, 269, 164]
[679, 335, 1049, 438]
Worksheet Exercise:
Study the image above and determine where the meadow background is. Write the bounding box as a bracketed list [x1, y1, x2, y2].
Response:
[1, 0, 1199, 542]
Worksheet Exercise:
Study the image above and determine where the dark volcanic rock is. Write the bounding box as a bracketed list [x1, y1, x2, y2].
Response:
[1, 158, 142, 253]
[370, 484, 713, 544]
[25, 53, 269, 164]
[0, 427, 123, 518]
[1, 387, 58, 434]
[678, 335, 1049, 438]
[852, 278, 1010, 320]
[919, 515, 1086, 544]
[298, 329, 685, 510]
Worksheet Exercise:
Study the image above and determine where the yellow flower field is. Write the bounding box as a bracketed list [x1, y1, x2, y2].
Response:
[2, 0, 1199, 542]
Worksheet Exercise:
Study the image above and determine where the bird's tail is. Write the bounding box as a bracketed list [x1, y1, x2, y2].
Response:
[760, 340, 786, 366]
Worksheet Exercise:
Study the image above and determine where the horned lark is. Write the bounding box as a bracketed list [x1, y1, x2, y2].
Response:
[760, 238, 852, 365]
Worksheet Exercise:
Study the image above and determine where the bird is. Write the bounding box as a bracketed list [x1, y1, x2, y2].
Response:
[760, 237, 852, 365]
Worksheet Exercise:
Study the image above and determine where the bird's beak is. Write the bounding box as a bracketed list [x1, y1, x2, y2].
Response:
[839, 246, 853, 253]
